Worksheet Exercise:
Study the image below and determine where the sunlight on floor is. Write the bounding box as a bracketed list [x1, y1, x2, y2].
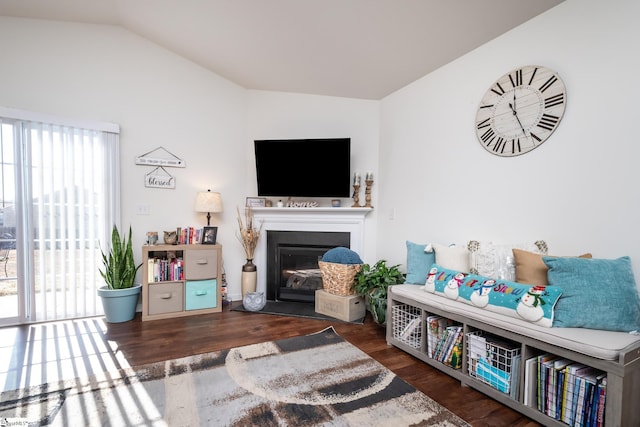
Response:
[0, 317, 132, 392]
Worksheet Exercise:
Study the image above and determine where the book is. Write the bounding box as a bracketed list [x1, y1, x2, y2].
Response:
[586, 380, 599, 427]
[572, 367, 599, 426]
[556, 367, 565, 419]
[542, 355, 557, 414]
[509, 354, 521, 400]
[573, 369, 598, 426]
[426, 315, 442, 358]
[583, 379, 596, 426]
[561, 363, 587, 424]
[147, 258, 155, 282]
[524, 357, 538, 407]
[437, 327, 456, 362]
[595, 377, 607, 427]
[549, 358, 571, 418]
[442, 326, 462, 363]
[399, 316, 421, 340]
[433, 328, 450, 361]
[476, 357, 511, 393]
[431, 317, 454, 359]
[448, 328, 464, 369]
[468, 333, 488, 362]
[536, 354, 557, 413]
[574, 376, 587, 426]
[584, 372, 606, 427]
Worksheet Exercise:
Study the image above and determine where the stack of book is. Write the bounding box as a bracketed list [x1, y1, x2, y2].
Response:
[524, 354, 606, 426]
[177, 227, 203, 245]
[427, 316, 463, 368]
[147, 256, 184, 282]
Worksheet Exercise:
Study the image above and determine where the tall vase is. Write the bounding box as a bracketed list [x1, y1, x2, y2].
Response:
[241, 259, 257, 298]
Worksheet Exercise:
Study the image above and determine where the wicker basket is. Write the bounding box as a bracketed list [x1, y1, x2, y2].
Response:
[318, 261, 362, 296]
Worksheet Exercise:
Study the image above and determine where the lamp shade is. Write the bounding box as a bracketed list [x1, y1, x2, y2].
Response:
[195, 190, 223, 213]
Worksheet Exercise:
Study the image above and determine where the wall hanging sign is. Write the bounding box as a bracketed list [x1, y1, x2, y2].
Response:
[145, 166, 175, 189]
[136, 146, 185, 167]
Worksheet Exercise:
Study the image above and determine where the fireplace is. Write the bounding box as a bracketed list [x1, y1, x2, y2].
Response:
[249, 207, 371, 302]
[266, 231, 350, 302]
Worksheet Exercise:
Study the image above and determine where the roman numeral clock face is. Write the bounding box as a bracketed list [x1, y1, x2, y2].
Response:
[475, 65, 566, 157]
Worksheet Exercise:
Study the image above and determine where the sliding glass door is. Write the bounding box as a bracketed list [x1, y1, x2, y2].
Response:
[0, 114, 119, 325]
[0, 121, 19, 324]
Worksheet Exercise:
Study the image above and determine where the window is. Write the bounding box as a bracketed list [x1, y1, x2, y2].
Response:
[0, 108, 119, 324]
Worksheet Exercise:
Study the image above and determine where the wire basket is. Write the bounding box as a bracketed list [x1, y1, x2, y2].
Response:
[318, 261, 362, 296]
[392, 304, 423, 349]
[467, 331, 521, 395]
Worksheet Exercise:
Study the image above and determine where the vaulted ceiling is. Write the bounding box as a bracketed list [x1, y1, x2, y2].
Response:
[0, 0, 564, 99]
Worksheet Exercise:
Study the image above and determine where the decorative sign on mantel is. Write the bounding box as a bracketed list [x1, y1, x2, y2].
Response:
[145, 166, 175, 189]
[136, 146, 185, 167]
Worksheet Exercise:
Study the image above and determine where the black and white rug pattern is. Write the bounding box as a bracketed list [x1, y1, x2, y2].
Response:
[1, 328, 469, 426]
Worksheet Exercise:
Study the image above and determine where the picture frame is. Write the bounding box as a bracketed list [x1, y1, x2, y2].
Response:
[202, 226, 218, 245]
[246, 197, 266, 207]
[146, 231, 159, 245]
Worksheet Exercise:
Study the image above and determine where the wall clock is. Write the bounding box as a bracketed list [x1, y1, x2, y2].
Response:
[475, 65, 566, 157]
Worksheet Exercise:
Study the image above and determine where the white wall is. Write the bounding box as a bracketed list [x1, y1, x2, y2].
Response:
[4, 0, 640, 301]
[378, 0, 640, 284]
[0, 17, 250, 295]
[246, 90, 380, 273]
[0, 18, 382, 300]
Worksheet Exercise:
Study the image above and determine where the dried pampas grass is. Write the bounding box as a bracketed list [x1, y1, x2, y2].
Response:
[237, 207, 262, 260]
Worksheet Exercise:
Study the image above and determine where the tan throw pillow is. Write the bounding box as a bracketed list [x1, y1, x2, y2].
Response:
[512, 248, 592, 287]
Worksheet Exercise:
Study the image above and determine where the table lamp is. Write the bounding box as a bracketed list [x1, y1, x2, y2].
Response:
[195, 190, 223, 226]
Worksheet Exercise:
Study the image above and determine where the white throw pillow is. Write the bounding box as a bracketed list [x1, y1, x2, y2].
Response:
[432, 243, 470, 273]
[467, 240, 548, 280]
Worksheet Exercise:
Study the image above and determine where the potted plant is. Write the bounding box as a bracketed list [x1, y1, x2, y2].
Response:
[352, 260, 405, 324]
[97, 225, 142, 323]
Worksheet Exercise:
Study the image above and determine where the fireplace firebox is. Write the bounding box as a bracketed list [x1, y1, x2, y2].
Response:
[266, 230, 350, 302]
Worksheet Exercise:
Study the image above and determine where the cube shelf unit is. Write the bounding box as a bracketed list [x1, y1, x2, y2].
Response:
[142, 244, 222, 321]
[386, 287, 639, 427]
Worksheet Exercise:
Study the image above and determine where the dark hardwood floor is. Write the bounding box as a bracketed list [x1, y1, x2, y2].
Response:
[0, 303, 541, 427]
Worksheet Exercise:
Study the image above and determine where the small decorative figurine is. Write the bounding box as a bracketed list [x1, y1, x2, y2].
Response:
[243, 291, 266, 311]
[163, 230, 177, 245]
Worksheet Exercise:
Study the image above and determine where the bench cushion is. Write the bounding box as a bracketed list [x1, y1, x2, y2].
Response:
[391, 284, 640, 361]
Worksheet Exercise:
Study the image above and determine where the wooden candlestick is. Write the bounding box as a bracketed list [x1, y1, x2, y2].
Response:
[352, 184, 361, 207]
[364, 179, 373, 208]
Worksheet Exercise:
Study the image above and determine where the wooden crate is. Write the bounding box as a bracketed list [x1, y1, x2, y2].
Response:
[315, 289, 365, 321]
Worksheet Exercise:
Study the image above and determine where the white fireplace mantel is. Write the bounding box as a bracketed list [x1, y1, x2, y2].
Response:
[251, 207, 372, 295]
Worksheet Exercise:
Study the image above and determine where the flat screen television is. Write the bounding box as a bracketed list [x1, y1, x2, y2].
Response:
[254, 138, 351, 198]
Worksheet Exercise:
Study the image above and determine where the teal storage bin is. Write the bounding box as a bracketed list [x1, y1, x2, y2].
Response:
[185, 279, 217, 310]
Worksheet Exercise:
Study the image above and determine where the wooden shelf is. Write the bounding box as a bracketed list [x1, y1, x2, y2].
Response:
[141, 244, 222, 321]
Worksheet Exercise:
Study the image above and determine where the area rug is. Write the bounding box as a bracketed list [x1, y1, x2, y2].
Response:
[232, 300, 366, 324]
[0, 327, 468, 426]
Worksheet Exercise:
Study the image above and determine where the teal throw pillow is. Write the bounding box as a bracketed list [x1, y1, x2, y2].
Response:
[405, 241, 436, 284]
[425, 264, 562, 327]
[544, 256, 640, 332]
[321, 247, 363, 265]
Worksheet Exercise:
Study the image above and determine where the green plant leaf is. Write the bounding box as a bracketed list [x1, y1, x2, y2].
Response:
[351, 259, 405, 323]
[99, 225, 142, 289]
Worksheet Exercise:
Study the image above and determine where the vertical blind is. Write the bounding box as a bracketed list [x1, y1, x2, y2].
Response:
[2, 109, 120, 323]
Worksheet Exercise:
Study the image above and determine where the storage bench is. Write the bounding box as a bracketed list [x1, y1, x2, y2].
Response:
[386, 284, 640, 426]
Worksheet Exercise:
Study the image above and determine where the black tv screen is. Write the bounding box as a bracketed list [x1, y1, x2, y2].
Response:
[254, 138, 351, 198]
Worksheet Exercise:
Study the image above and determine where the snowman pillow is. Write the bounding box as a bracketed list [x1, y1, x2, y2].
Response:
[424, 264, 563, 327]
